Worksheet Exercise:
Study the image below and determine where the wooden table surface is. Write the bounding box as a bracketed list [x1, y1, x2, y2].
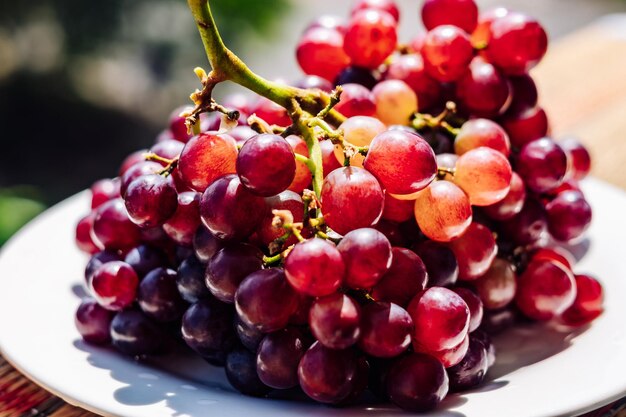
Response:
[2, 15, 626, 417]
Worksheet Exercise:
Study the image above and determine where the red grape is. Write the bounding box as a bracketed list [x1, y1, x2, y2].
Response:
[91, 178, 121, 209]
[344, 9, 397, 69]
[382, 192, 415, 223]
[284, 238, 345, 296]
[413, 240, 459, 287]
[531, 247, 574, 271]
[545, 190, 592, 243]
[516, 260, 576, 320]
[451, 287, 483, 332]
[163, 191, 201, 246]
[473, 258, 517, 310]
[256, 327, 311, 389]
[384, 53, 442, 111]
[178, 133, 238, 192]
[75, 298, 114, 345]
[124, 174, 178, 228]
[500, 106, 549, 148]
[454, 147, 513, 206]
[284, 135, 312, 193]
[448, 337, 489, 391]
[296, 27, 350, 82]
[455, 119, 511, 157]
[250, 97, 291, 127]
[336, 116, 386, 167]
[168, 106, 193, 143]
[472, 7, 509, 47]
[337, 228, 392, 289]
[447, 222, 497, 281]
[309, 293, 361, 349]
[372, 80, 418, 125]
[90, 261, 139, 311]
[75, 212, 100, 254]
[422, 25, 474, 83]
[499, 198, 548, 246]
[206, 243, 264, 303]
[351, 0, 400, 22]
[506, 74, 538, 116]
[422, 0, 478, 33]
[257, 190, 304, 247]
[561, 138, 591, 180]
[372, 247, 428, 307]
[333, 83, 376, 118]
[92, 198, 141, 251]
[358, 301, 413, 357]
[516, 138, 567, 193]
[483, 172, 525, 220]
[561, 274, 604, 326]
[456, 57, 512, 118]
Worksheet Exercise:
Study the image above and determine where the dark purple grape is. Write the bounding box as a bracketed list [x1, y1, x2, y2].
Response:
[471, 329, 496, 367]
[85, 250, 121, 286]
[447, 337, 489, 392]
[181, 298, 236, 357]
[200, 174, 265, 241]
[235, 268, 298, 333]
[334, 66, 378, 89]
[110, 309, 164, 356]
[479, 307, 518, 335]
[309, 293, 361, 349]
[413, 241, 459, 287]
[163, 191, 201, 246]
[124, 174, 178, 228]
[372, 247, 428, 308]
[516, 138, 568, 193]
[358, 301, 413, 358]
[298, 341, 360, 404]
[236, 134, 296, 197]
[75, 298, 114, 345]
[506, 74, 538, 116]
[206, 243, 264, 303]
[337, 228, 392, 289]
[177, 256, 211, 303]
[193, 226, 224, 263]
[92, 199, 141, 251]
[124, 245, 168, 278]
[456, 57, 511, 118]
[546, 190, 592, 243]
[386, 353, 449, 412]
[137, 268, 187, 322]
[235, 318, 265, 352]
[499, 198, 548, 246]
[225, 346, 271, 397]
[256, 327, 312, 389]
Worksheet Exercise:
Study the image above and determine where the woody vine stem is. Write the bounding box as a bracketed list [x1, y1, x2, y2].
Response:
[186, 0, 347, 197]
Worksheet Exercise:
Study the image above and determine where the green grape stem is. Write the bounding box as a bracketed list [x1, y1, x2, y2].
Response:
[186, 0, 347, 197]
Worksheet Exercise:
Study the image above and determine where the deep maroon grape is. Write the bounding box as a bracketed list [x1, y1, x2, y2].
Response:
[309, 293, 361, 349]
[451, 287, 483, 332]
[91, 199, 141, 251]
[75, 212, 100, 255]
[546, 190, 592, 243]
[110, 309, 164, 356]
[335, 66, 378, 89]
[456, 57, 512, 118]
[516, 138, 568, 193]
[124, 174, 178, 228]
[387, 353, 449, 412]
[138, 268, 187, 322]
[226, 346, 271, 397]
[75, 298, 114, 345]
[235, 268, 298, 333]
[199, 174, 265, 241]
[372, 247, 428, 308]
[91, 178, 121, 209]
[413, 241, 459, 287]
[447, 337, 489, 392]
[337, 228, 392, 289]
[206, 243, 264, 303]
[256, 327, 312, 389]
[358, 301, 413, 358]
[506, 74, 538, 116]
[163, 191, 201, 246]
[91, 261, 139, 311]
[499, 198, 548, 246]
[124, 244, 167, 278]
[193, 226, 224, 263]
[235, 317, 265, 352]
[177, 256, 211, 303]
[181, 298, 236, 357]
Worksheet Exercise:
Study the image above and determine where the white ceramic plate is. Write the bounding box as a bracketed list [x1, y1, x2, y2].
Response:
[0, 178, 625, 417]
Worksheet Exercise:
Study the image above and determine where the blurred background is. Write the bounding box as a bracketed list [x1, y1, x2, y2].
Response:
[0, 0, 624, 243]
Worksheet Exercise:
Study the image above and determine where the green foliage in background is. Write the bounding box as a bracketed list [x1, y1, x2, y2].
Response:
[0, 188, 45, 246]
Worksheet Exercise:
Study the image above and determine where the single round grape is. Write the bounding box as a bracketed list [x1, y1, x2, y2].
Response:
[456, 57, 512, 118]
[343, 9, 397, 69]
[455, 119, 511, 157]
[91, 178, 121, 209]
[226, 346, 271, 397]
[372, 247, 428, 308]
[206, 243, 264, 303]
[364, 130, 437, 195]
[486, 12, 548, 75]
[199, 174, 265, 241]
[178, 133, 238, 192]
[284, 135, 312, 193]
[500, 106, 549, 148]
[335, 66, 378, 89]
[384, 53, 441, 111]
[471, 7, 509, 47]
[320, 139, 342, 175]
[451, 287, 483, 332]
[168, 106, 193, 143]
[382, 192, 415, 223]
[298, 341, 359, 404]
[447, 337, 489, 392]
[359, 301, 413, 358]
[76, 212, 100, 254]
[454, 146, 512, 206]
[236, 134, 296, 197]
[386, 353, 449, 412]
[137, 268, 186, 323]
[422, 0, 478, 33]
[285, 238, 345, 296]
[483, 172, 525, 220]
[447, 222, 497, 281]
[561, 274, 604, 326]
[193, 226, 223, 263]
[333, 83, 376, 118]
[84, 250, 121, 287]
[506, 74, 538, 116]
[546, 190, 592, 243]
[321, 167, 384, 236]
[335, 116, 386, 167]
[181, 298, 236, 357]
[499, 197, 548, 246]
[162, 191, 201, 246]
[414, 180, 472, 242]
[413, 240, 459, 287]
[177, 256, 211, 303]
[92, 199, 141, 251]
[296, 27, 350, 82]
[351, 0, 400, 22]
[124, 244, 167, 278]
[516, 137, 568, 194]
[338, 228, 392, 289]
[257, 191, 305, 247]
[235, 268, 298, 332]
[372, 80, 418, 126]
[235, 317, 264, 352]
[408, 287, 470, 351]
[516, 260, 577, 321]
[473, 258, 517, 310]
[256, 326, 311, 389]
[75, 298, 114, 345]
[309, 293, 361, 349]
[110, 309, 164, 356]
[125, 174, 178, 228]
[561, 138, 591, 180]
[422, 25, 474, 82]
[91, 261, 139, 311]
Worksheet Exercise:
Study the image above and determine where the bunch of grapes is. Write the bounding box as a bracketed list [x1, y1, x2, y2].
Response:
[73, 0, 604, 412]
